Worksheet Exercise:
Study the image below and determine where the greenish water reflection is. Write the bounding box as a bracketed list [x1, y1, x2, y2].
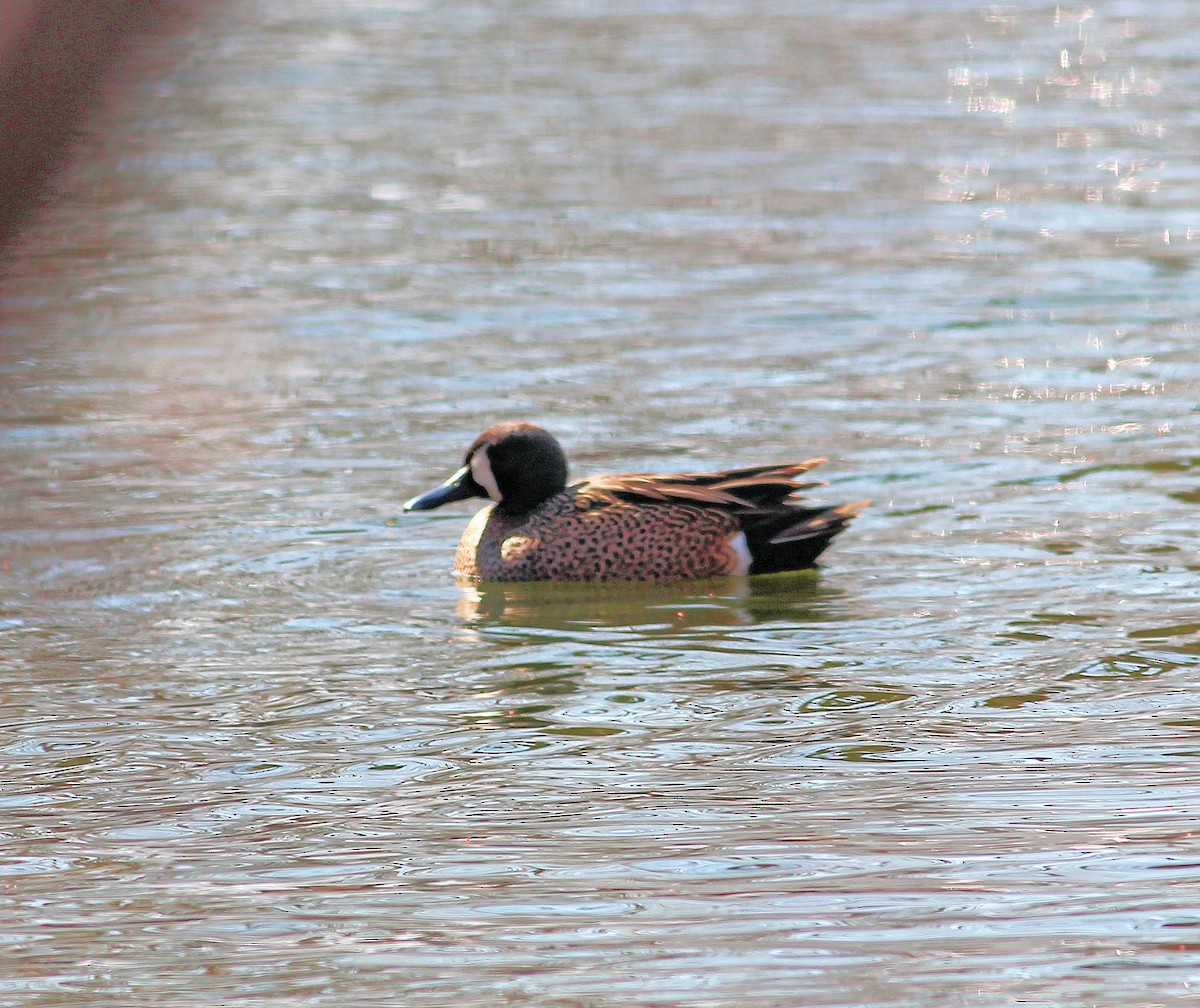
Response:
[455, 571, 847, 631]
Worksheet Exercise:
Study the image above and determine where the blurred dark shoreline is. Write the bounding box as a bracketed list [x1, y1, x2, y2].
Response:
[0, 0, 199, 249]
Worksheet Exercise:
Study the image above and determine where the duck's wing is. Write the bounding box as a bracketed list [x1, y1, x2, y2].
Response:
[575, 461, 869, 574]
[574, 459, 830, 510]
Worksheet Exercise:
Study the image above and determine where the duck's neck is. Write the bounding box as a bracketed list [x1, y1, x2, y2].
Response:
[497, 481, 563, 517]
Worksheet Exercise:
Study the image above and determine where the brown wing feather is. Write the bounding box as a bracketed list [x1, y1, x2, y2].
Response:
[575, 458, 830, 512]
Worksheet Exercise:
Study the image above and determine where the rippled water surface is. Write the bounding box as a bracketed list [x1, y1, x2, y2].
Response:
[2, 2, 1199, 1005]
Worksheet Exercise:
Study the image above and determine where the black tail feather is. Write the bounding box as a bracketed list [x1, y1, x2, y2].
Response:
[741, 501, 867, 574]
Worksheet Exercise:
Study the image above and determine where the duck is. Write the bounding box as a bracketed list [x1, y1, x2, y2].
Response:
[403, 422, 867, 582]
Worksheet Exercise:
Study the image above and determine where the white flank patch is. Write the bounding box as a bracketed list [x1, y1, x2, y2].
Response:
[727, 532, 752, 575]
[470, 450, 502, 502]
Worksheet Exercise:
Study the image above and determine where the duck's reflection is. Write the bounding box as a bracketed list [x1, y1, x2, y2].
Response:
[455, 571, 848, 631]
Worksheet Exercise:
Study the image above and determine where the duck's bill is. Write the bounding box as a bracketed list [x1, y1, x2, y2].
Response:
[403, 466, 478, 511]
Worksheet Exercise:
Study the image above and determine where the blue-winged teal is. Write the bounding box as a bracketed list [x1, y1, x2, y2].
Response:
[404, 422, 867, 582]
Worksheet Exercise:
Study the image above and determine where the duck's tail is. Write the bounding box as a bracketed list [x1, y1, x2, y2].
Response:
[740, 500, 869, 574]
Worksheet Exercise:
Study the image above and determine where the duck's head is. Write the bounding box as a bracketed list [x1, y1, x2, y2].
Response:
[403, 422, 569, 516]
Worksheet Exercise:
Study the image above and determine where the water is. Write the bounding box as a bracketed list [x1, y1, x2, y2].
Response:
[2, 1, 1199, 1005]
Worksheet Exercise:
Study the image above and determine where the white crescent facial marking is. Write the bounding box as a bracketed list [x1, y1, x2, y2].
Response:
[470, 449, 502, 502]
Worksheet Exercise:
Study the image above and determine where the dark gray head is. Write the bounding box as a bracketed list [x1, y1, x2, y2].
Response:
[403, 422, 570, 516]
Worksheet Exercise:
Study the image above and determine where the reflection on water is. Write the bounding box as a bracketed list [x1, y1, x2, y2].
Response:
[455, 570, 845, 630]
[2, 1, 1200, 1006]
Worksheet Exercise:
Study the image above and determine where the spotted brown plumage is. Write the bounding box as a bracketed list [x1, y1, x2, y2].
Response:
[404, 422, 868, 582]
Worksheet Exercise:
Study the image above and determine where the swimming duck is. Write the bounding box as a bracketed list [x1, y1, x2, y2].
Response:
[403, 422, 867, 582]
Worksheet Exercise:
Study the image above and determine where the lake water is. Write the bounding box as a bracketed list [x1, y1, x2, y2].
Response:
[2, 1, 1199, 1005]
